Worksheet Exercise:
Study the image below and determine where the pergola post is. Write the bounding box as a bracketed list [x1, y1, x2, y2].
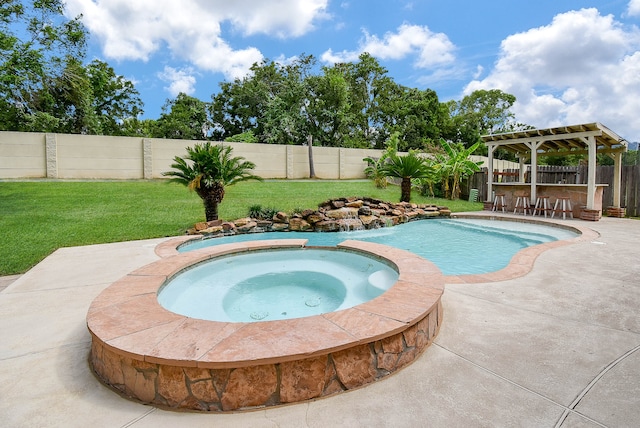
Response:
[613, 151, 623, 208]
[486, 144, 496, 202]
[481, 123, 628, 219]
[586, 135, 597, 210]
[525, 141, 541, 205]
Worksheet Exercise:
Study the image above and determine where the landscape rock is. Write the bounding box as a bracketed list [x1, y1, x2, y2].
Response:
[187, 197, 452, 236]
[325, 207, 359, 219]
[345, 200, 363, 208]
[314, 220, 340, 232]
[273, 212, 289, 223]
[289, 218, 312, 231]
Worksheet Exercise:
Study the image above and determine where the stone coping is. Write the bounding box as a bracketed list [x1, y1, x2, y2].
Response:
[88, 239, 444, 370]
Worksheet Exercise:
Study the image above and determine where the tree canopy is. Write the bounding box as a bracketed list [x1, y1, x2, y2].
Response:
[0, 1, 521, 149]
[0, 1, 143, 134]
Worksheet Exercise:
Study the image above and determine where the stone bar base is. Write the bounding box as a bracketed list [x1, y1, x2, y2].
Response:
[580, 209, 602, 221]
[606, 206, 626, 218]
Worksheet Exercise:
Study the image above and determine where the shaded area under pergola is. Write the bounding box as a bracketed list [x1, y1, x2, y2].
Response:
[482, 123, 628, 211]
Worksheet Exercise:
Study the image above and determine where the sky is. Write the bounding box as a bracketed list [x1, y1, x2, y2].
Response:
[64, 0, 640, 143]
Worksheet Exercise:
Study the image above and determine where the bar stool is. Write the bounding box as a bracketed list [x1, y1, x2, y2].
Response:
[533, 196, 552, 217]
[552, 197, 573, 219]
[492, 194, 506, 212]
[513, 195, 530, 215]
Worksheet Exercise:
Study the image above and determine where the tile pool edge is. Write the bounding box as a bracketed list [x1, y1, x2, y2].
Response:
[87, 240, 444, 411]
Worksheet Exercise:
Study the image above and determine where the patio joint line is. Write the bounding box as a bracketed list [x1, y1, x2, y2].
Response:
[432, 342, 607, 427]
[0, 340, 91, 362]
[121, 408, 156, 427]
[554, 343, 640, 428]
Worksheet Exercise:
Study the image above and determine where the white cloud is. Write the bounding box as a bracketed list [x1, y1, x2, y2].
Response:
[472, 65, 484, 80]
[64, 0, 328, 79]
[158, 66, 197, 96]
[321, 24, 456, 69]
[628, 0, 640, 17]
[464, 8, 640, 140]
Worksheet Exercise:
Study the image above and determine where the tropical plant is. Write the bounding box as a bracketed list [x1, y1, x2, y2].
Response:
[363, 156, 390, 188]
[412, 156, 441, 197]
[163, 143, 262, 221]
[381, 151, 433, 202]
[363, 133, 399, 188]
[437, 139, 483, 200]
[247, 204, 278, 220]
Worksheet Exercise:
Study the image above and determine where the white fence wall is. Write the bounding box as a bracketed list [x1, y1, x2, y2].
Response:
[0, 131, 518, 180]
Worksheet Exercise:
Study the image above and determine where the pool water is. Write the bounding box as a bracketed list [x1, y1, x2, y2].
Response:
[179, 218, 578, 275]
[159, 248, 398, 322]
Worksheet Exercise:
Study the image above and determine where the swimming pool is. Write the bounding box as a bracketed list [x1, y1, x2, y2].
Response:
[179, 218, 579, 275]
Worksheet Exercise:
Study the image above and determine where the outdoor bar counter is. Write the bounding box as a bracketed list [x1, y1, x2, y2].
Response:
[492, 182, 607, 217]
[482, 123, 628, 221]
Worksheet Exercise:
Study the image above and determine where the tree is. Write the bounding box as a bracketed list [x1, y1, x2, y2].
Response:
[29, 56, 99, 134]
[153, 93, 209, 140]
[437, 139, 483, 200]
[120, 117, 156, 137]
[378, 86, 443, 150]
[261, 56, 314, 145]
[303, 65, 352, 148]
[382, 151, 433, 202]
[0, 0, 87, 131]
[210, 58, 298, 141]
[457, 89, 516, 134]
[86, 59, 144, 135]
[443, 89, 517, 151]
[335, 53, 394, 147]
[224, 130, 258, 143]
[163, 143, 262, 221]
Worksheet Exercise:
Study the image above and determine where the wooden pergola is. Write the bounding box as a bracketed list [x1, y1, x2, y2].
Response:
[482, 123, 629, 211]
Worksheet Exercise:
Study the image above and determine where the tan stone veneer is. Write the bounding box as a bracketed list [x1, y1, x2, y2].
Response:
[87, 239, 444, 411]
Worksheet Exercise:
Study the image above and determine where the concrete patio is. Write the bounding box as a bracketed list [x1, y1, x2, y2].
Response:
[1, 215, 638, 427]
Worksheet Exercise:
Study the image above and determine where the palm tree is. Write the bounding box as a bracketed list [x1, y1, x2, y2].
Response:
[163, 143, 262, 221]
[382, 151, 433, 202]
[437, 139, 483, 200]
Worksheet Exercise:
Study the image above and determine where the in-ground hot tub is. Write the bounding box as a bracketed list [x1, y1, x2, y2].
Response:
[87, 239, 444, 411]
[158, 247, 399, 322]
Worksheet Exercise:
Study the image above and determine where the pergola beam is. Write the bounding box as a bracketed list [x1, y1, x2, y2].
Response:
[482, 123, 629, 212]
[485, 129, 602, 147]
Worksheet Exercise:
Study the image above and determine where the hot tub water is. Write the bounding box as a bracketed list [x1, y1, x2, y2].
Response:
[158, 248, 398, 322]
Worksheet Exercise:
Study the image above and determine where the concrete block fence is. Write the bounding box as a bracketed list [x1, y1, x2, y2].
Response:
[0, 131, 515, 180]
[0, 132, 383, 180]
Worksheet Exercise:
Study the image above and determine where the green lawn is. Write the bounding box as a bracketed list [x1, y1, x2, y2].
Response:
[0, 180, 483, 275]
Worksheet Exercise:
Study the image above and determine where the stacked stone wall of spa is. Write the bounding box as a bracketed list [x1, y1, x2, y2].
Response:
[90, 300, 442, 412]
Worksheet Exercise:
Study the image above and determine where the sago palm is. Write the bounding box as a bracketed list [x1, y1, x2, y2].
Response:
[382, 151, 432, 202]
[163, 143, 262, 221]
